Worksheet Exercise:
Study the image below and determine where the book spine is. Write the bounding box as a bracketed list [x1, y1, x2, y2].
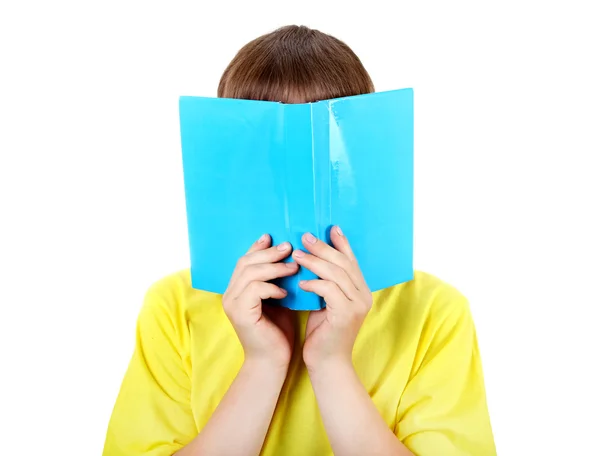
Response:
[276, 104, 322, 310]
[311, 101, 332, 247]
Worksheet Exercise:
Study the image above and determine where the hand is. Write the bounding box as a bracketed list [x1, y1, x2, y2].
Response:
[292, 226, 373, 371]
[222, 234, 299, 369]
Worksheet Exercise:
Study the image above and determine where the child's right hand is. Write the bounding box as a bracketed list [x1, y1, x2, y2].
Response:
[222, 234, 299, 370]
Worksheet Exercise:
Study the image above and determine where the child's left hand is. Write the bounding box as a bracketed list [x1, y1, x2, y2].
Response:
[292, 227, 373, 372]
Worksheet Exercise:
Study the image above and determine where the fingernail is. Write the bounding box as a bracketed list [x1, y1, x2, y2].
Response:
[299, 280, 307, 286]
[285, 261, 297, 268]
[293, 250, 305, 258]
[280, 287, 288, 295]
[336, 226, 343, 236]
[277, 242, 290, 251]
[258, 234, 267, 243]
[304, 233, 317, 244]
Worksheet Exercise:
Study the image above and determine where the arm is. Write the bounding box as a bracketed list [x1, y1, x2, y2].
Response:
[307, 293, 496, 456]
[103, 285, 198, 456]
[295, 228, 495, 455]
[104, 292, 287, 456]
[308, 361, 412, 456]
[104, 235, 298, 456]
[175, 359, 287, 456]
[395, 294, 496, 455]
[294, 228, 413, 456]
[177, 235, 297, 456]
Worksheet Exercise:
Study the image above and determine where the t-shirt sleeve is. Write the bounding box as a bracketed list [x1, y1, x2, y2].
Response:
[103, 285, 197, 456]
[395, 294, 496, 456]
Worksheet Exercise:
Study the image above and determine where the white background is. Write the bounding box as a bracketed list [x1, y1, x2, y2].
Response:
[1, 1, 599, 454]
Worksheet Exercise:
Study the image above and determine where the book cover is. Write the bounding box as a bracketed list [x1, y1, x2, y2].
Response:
[179, 88, 414, 310]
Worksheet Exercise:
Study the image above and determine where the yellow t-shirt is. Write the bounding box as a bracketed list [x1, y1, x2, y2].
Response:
[103, 270, 496, 456]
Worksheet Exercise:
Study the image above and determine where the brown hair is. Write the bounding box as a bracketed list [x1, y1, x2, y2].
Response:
[218, 25, 374, 103]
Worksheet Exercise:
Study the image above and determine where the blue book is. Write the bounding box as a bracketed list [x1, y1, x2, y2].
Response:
[179, 88, 414, 311]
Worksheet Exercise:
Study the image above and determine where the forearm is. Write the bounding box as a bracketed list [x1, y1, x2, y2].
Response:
[308, 361, 413, 456]
[176, 359, 287, 456]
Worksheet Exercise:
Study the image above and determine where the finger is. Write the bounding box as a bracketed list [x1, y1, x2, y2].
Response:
[232, 262, 298, 297]
[229, 282, 287, 324]
[246, 233, 272, 254]
[292, 250, 358, 299]
[240, 281, 288, 302]
[299, 279, 347, 307]
[231, 233, 271, 283]
[300, 230, 365, 290]
[328, 227, 367, 289]
[231, 239, 293, 283]
[241, 241, 293, 266]
[330, 226, 357, 262]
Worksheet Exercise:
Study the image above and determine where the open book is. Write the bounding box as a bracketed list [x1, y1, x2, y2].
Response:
[179, 88, 414, 310]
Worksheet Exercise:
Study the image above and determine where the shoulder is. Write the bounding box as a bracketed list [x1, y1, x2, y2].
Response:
[144, 269, 193, 306]
[375, 272, 479, 378]
[377, 270, 470, 315]
[374, 271, 472, 336]
[410, 270, 470, 316]
[140, 269, 222, 329]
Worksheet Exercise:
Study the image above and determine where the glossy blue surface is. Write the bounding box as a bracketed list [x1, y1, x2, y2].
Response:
[179, 89, 414, 310]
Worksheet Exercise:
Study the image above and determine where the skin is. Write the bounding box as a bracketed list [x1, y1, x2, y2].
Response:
[176, 228, 413, 456]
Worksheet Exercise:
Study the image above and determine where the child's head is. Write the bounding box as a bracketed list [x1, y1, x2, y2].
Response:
[218, 25, 374, 104]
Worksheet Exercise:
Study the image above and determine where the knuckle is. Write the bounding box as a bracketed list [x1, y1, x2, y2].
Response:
[312, 241, 324, 253]
[247, 280, 262, 294]
[235, 268, 249, 284]
[271, 244, 287, 255]
[236, 254, 250, 268]
[242, 263, 263, 280]
[331, 265, 346, 282]
[336, 252, 352, 269]
[321, 261, 344, 280]
[350, 306, 365, 322]
[277, 262, 292, 273]
[257, 263, 274, 279]
[221, 295, 235, 316]
[267, 263, 288, 278]
[324, 281, 337, 293]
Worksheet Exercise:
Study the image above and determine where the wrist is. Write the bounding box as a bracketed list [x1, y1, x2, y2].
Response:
[242, 356, 290, 379]
[305, 355, 354, 378]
